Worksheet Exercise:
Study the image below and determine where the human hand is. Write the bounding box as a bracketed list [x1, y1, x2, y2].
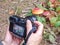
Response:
[2, 26, 23, 45]
[26, 20, 43, 45]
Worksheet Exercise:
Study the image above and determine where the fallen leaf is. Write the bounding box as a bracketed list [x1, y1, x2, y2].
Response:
[9, 9, 15, 15]
[36, 16, 46, 23]
[55, 21, 60, 27]
[49, 34, 55, 43]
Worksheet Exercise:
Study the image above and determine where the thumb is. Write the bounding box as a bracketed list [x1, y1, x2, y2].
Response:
[26, 20, 32, 35]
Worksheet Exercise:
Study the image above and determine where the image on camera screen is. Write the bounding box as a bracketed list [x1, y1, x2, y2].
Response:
[13, 24, 25, 37]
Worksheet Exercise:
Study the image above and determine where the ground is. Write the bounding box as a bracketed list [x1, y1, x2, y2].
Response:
[0, 0, 60, 45]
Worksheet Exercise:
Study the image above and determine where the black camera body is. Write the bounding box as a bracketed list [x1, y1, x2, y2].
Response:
[9, 15, 37, 39]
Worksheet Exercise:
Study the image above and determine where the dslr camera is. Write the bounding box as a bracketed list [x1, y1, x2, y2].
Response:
[9, 15, 37, 39]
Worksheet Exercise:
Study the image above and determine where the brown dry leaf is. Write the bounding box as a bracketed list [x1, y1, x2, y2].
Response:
[55, 0, 60, 6]
[52, 0, 60, 7]
[9, 9, 15, 15]
[50, 4, 55, 8]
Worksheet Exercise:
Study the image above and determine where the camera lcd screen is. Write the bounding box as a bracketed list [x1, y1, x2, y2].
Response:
[13, 24, 25, 37]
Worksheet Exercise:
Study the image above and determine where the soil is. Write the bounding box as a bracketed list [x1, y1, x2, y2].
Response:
[0, 0, 60, 45]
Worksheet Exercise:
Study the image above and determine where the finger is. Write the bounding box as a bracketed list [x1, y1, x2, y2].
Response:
[4, 25, 12, 43]
[13, 36, 23, 45]
[26, 20, 32, 35]
[34, 21, 44, 36]
[10, 32, 23, 45]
